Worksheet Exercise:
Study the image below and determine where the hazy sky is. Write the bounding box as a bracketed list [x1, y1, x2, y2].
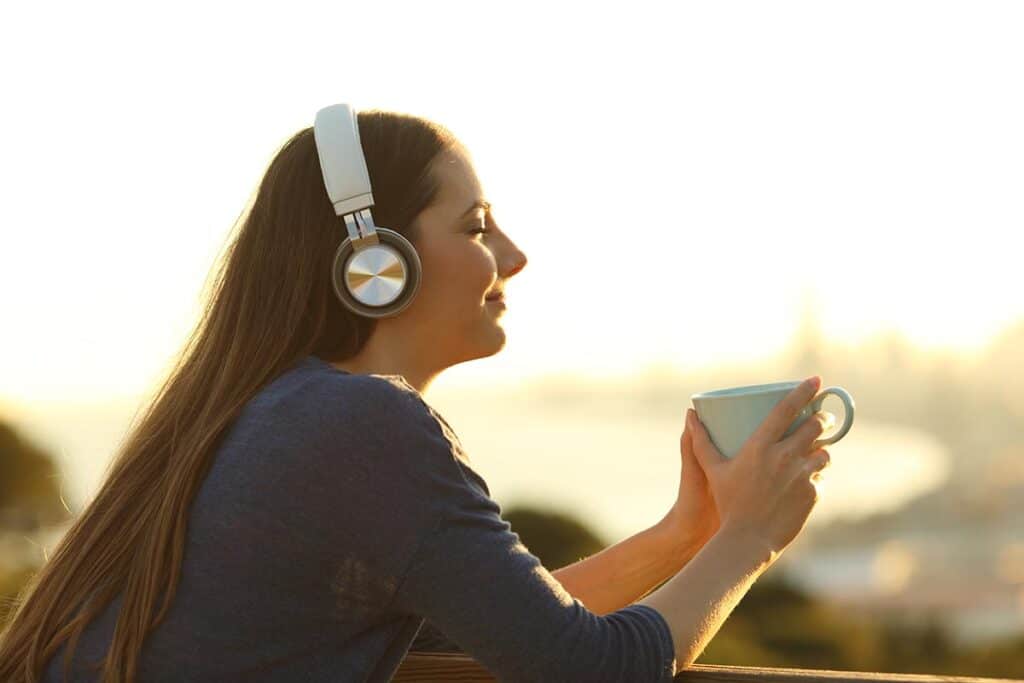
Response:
[3, 0, 1022, 404]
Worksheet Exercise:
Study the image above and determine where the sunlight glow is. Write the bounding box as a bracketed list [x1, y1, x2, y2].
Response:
[3, 1, 1022, 406]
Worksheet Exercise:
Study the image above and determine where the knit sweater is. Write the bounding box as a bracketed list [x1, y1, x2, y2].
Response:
[41, 354, 675, 682]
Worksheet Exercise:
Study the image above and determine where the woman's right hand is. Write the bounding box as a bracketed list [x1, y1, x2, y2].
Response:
[686, 376, 833, 556]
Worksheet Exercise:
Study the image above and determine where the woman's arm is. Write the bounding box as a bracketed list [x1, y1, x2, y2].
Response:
[408, 520, 700, 653]
[551, 519, 701, 615]
[636, 527, 776, 670]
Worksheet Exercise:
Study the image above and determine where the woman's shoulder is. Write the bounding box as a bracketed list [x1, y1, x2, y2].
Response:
[298, 356, 466, 440]
[280, 354, 415, 395]
[274, 355, 470, 461]
[229, 354, 492, 511]
[235, 355, 481, 489]
[252, 354, 422, 420]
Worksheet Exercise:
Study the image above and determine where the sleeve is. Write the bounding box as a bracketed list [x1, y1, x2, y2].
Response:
[380, 389, 677, 682]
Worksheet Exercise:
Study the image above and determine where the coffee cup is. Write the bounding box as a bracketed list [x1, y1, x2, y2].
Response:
[690, 381, 855, 459]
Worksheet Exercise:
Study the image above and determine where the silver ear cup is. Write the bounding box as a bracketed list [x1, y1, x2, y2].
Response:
[331, 227, 422, 318]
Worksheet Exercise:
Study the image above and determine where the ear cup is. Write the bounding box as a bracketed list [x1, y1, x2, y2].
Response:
[331, 227, 422, 318]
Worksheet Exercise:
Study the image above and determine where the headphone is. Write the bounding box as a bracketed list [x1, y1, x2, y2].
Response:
[313, 103, 422, 319]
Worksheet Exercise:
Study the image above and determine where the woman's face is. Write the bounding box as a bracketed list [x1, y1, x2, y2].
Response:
[394, 144, 528, 368]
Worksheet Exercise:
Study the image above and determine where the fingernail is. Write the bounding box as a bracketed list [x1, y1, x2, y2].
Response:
[806, 376, 821, 391]
[686, 409, 694, 425]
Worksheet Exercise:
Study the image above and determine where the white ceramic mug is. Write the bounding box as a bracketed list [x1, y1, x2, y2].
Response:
[690, 381, 855, 459]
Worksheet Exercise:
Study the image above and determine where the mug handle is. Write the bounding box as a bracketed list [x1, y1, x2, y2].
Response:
[811, 387, 856, 449]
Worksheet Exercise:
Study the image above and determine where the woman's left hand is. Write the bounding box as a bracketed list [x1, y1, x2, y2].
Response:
[658, 408, 721, 554]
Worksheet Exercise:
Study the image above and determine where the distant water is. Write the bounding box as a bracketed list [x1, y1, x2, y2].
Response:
[446, 406, 952, 544]
[7, 392, 950, 546]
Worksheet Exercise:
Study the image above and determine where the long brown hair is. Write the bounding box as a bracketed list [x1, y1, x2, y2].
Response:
[0, 108, 459, 682]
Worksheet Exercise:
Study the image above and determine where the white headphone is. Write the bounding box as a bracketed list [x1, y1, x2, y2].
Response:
[313, 103, 423, 318]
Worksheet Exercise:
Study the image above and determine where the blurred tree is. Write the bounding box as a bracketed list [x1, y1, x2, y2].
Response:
[0, 417, 71, 626]
[501, 505, 607, 571]
[876, 611, 955, 674]
[700, 572, 885, 670]
[0, 421, 69, 530]
[949, 632, 1024, 679]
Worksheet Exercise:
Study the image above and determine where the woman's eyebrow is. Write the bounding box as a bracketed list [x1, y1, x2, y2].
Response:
[460, 199, 492, 218]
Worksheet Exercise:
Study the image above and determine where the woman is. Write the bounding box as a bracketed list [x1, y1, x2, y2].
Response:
[0, 105, 832, 682]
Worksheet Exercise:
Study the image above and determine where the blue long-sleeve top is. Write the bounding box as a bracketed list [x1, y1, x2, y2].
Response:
[42, 354, 676, 681]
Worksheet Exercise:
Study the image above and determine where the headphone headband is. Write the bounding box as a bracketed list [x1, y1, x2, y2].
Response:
[313, 103, 374, 216]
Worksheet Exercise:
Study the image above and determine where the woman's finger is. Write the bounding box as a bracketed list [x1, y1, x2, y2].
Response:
[804, 448, 831, 473]
[781, 411, 835, 457]
[687, 409, 727, 471]
[750, 377, 821, 447]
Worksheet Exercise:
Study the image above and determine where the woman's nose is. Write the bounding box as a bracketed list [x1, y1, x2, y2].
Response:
[501, 247, 527, 278]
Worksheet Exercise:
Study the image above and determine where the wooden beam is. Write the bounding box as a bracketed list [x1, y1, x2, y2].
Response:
[393, 652, 1021, 682]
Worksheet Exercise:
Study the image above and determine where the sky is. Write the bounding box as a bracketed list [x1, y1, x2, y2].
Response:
[2, 0, 1023, 405]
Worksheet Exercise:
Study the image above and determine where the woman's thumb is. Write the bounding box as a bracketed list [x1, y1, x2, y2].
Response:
[687, 409, 727, 470]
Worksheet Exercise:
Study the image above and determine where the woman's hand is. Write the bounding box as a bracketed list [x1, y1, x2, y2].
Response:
[686, 377, 833, 555]
[658, 408, 721, 555]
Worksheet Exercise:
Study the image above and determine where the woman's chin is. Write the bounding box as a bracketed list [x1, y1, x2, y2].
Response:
[480, 318, 507, 353]
[489, 322, 507, 347]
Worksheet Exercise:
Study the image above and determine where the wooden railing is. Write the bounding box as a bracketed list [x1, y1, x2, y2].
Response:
[393, 652, 1021, 682]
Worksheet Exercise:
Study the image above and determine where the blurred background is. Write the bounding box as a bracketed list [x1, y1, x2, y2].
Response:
[2, 0, 1022, 677]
